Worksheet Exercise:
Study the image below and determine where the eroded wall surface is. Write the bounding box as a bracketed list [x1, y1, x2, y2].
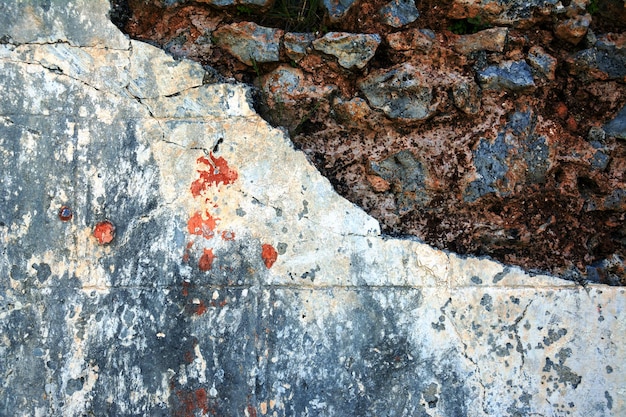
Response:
[0, 2, 624, 416]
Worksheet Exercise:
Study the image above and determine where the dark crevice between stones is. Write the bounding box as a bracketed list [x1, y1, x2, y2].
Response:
[108, 0, 626, 285]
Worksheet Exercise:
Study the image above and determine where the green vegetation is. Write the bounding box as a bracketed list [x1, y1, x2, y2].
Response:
[260, 0, 323, 32]
[448, 16, 491, 35]
[587, 0, 599, 15]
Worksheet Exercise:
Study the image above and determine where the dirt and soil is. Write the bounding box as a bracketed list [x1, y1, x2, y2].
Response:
[110, 0, 626, 284]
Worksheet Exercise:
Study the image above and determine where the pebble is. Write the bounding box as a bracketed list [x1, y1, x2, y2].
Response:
[312, 32, 381, 69]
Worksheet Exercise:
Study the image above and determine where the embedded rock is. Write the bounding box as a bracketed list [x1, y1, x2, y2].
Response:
[259, 65, 337, 132]
[386, 28, 434, 52]
[452, 27, 508, 55]
[378, 0, 420, 28]
[370, 150, 430, 213]
[358, 63, 436, 120]
[527, 45, 557, 80]
[284, 32, 315, 62]
[554, 13, 592, 45]
[569, 33, 626, 81]
[312, 32, 381, 69]
[322, 0, 359, 22]
[448, 0, 561, 26]
[212, 21, 282, 65]
[464, 110, 551, 202]
[477, 60, 535, 91]
[604, 104, 626, 139]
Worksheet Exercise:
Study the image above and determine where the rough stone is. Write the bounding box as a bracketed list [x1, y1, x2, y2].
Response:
[212, 21, 282, 65]
[527, 45, 557, 80]
[452, 78, 481, 115]
[358, 63, 436, 120]
[312, 32, 381, 69]
[464, 110, 551, 202]
[554, 13, 592, 45]
[322, 0, 359, 22]
[260, 65, 337, 132]
[378, 0, 420, 28]
[452, 27, 508, 55]
[1, 2, 626, 417]
[604, 104, 626, 140]
[569, 33, 626, 81]
[370, 150, 430, 213]
[386, 28, 434, 52]
[284, 32, 315, 62]
[448, 0, 562, 26]
[477, 60, 535, 92]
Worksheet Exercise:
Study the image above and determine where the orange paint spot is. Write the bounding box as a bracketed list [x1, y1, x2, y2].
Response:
[187, 211, 217, 239]
[261, 244, 278, 269]
[190, 153, 238, 197]
[198, 248, 215, 271]
[221, 230, 235, 241]
[93, 220, 115, 245]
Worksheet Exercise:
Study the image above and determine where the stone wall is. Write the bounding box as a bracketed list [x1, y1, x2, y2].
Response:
[0, 1, 624, 416]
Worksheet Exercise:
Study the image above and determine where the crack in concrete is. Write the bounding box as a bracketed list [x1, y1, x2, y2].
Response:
[510, 299, 534, 369]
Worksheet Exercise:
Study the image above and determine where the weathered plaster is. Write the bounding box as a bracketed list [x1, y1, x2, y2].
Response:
[0, 1, 624, 416]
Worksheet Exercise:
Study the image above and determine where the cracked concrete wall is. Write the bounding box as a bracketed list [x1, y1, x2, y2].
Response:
[0, 1, 624, 416]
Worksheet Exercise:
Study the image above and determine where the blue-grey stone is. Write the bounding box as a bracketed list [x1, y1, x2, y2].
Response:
[379, 0, 420, 28]
[312, 32, 381, 69]
[569, 35, 626, 82]
[464, 110, 550, 202]
[322, 0, 358, 22]
[604, 105, 626, 140]
[358, 63, 436, 120]
[370, 150, 430, 213]
[477, 60, 535, 92]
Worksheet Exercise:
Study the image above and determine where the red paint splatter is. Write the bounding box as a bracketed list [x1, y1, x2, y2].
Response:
[221, 230, 235, 241]
[182, 281, 191, 297]
[182, 242, 194, 263]
[198, 248, 215, 271]
[58, 206, 73, 221]
[190, 153, 238, 197]
[173, 388, 210, 417]
[194, 300, 207, 315]
[261, 244, 278, 269]
[183, 350, 195, 363]
[187, 211, 218, 239]
[247, 404, 258, 417]
[93, 220, 115, 245]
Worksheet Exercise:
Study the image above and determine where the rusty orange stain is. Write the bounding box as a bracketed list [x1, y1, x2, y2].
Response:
[93, 220, 115, 245]
[221, 230, 235, 241]
[261, 244, 278, 269]
[198, 248, 215, 271]
[187, 211, 218, 239]
[190, 153, 238, 197]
